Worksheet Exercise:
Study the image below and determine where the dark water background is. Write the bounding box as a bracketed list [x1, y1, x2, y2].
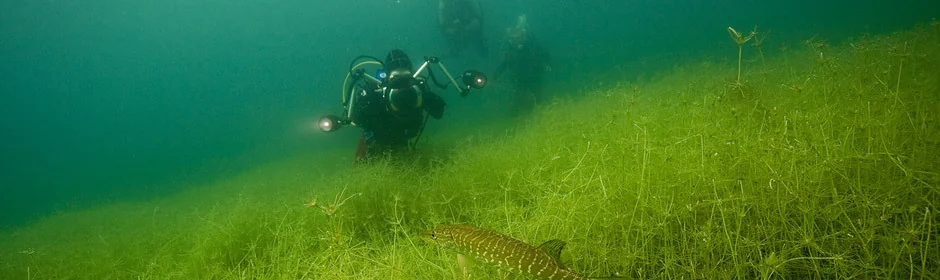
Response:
[1, 0, 937, 228]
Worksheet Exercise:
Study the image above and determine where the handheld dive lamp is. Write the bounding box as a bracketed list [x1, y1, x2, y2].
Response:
[318, 115, 343, 132]
[462, 70, 487, 89]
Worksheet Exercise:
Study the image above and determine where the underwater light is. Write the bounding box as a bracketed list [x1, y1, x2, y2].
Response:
[462, 70, 487, 89]
[318, 115, 342, 132]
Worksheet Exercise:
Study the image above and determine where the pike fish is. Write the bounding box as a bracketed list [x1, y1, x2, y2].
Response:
[421, 224, 596, 280]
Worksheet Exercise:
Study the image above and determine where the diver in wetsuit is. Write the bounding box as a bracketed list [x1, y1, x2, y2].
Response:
[439, 0, 488, 57]
[492, 15, 551, 116]
[317, 49, 488, 163]
[351, 50, 446, 161]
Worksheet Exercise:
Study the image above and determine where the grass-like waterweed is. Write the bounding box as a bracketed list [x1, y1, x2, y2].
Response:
[2, 21, 939, 280]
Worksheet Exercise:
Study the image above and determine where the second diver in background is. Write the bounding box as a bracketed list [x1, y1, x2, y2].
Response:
[493, 15, 552, 116]
[439, 0, 488, 58]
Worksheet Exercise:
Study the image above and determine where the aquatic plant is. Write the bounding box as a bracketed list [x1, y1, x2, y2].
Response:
[727, 26, 757, 85]
[752, 29, 770, 63]
[1, 21, 938, 280]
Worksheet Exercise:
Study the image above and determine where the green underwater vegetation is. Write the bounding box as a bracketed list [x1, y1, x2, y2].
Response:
[2, 21, 939, 279]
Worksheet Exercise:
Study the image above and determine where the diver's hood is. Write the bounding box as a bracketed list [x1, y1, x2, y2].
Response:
[384, 49, 413, 73]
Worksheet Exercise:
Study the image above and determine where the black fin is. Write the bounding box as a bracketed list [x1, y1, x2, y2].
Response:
[536, 239, 567, 263]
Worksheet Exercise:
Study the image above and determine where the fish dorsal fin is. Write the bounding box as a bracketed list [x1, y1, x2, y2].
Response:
[537, 239, 567, 264]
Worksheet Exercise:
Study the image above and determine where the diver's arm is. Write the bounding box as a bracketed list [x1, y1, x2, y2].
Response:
[351, 89, 382, 129]
[422, 86, 446, 120]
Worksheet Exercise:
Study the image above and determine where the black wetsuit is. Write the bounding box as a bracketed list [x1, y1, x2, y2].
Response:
[347, 50, 447, 161]
[351, 81, 446, 160]
[494, 38, 551, 115]
[353, 89, 421, 155]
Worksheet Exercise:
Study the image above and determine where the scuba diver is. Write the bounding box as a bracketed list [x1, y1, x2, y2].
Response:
[439, 0, 488, 57]
[317, 49, 487, 163]
[492, 15, 552, 116]
[351, 50, 444, 160]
